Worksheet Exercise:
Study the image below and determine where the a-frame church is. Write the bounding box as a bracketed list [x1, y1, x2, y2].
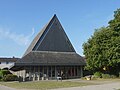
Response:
[11, 15, 86, 81]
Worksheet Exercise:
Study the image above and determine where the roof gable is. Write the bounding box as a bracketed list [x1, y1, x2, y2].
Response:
[24, 15, 75, 56]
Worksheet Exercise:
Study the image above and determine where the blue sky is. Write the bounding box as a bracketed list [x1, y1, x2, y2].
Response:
[0, 0, 120, 58]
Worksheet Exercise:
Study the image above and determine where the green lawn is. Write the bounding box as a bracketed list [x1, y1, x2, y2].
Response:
[1, 79, 119, 90]
[0, 81, 94, 90]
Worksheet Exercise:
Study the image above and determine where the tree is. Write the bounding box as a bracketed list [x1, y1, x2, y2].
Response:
[83, 9, 120, 75]
[109, 8, 120, 32]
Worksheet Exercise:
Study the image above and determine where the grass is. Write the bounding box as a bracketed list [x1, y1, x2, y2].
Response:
[1, 79, 120, 90]
[0, 81, 95, 90]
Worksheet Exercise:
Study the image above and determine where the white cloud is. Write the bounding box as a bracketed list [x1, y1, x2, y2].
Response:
[0, 27, 35, 46]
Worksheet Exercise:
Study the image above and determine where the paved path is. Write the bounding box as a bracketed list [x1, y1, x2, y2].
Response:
[52, 82, 120, 90]
[0, 84, 17, 90]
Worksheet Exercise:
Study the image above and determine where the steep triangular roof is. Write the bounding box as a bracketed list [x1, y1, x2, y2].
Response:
[24, 15, 75, 56]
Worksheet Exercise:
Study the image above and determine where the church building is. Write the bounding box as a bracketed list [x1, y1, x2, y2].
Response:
[11, 15, 86, 81]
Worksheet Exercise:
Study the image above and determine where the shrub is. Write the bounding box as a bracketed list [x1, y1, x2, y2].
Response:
[92, 75, 97, 80]
[0, 70, 3, 77]
[110, 75, 117, 78]
[0, 70, 11, 77]
[102, 74, 111, 79]
[0, 76, 2, 80]
[94, 72, 102, 78]
[3, 74, 18, 81]
[81, 77, 86, 80]
[119, 72, 120, 78]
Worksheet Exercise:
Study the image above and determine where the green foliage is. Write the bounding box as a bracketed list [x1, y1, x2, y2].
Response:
[81, 77, 86, 80]
[1, 70, 11, 77]
[109, 8, 120, 31]
[94, 72, 102, 78]
[0, 70, 12, 81]
[93, 73, 117, 79]
[110, 75, 117, 78]
[102, 74, 111, 79]
[3, 74, 18, 81]
[83, 8, 120, 74]
[0, 76, 2, 80]
[0, 70, 3, 78]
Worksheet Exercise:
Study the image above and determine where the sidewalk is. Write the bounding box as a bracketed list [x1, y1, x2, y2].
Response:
[52, 82, 120, 90]
[0, 84, 17, 90]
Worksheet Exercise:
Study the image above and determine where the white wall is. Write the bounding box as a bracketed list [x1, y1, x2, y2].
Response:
[0, 62, 15, 69]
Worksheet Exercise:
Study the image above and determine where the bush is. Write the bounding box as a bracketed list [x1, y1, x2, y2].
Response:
[0, 76, 2, 80]
[102, 74, 111, 79]
[119, 72, 120, 78]
[3, 74, 18, 81]
[92, 75, 97, 80]
[0, 70, 3, 77]
[0, 70, 11, 77]
[81, 77, 86, 80]
[110, 75, 117, 78]
[94, 72, 102, 78]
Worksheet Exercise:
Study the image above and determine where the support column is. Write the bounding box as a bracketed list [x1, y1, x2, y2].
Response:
[33, 74, 35, 81]
[29, 66, 31, 81]
[33, 67, 35, 81]
[29, 72, 31, 81]
[42, 66, 44, 75]
[74, 66, 76, 77]
[38, 66, 40, 81]
[51, 66, 52, 79]
[70, 67, 72, 76]
[80, 66, 83, 77]
[77, 66, 79, 77]
[42, 66, 44, 80]
[47, 66, 48, 80]
[37, 73, 40, 81]
[55, 66, 57, 79]
[23, 69, 26, 82]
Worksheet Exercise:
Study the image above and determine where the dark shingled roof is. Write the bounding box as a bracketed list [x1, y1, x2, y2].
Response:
[23, 14, 75, 56]
[0, 58, 19, 62]
[14, 51, 86, 66]
[23, 20, 50, 56]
